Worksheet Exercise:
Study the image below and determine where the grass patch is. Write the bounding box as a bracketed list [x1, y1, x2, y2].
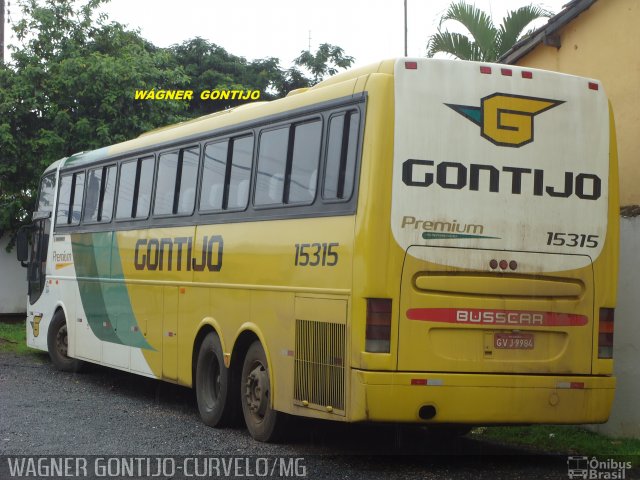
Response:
[473, 425, 640, 465]
[0, 320, 38, 355]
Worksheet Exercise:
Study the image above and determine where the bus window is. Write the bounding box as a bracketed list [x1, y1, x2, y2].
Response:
[116, 160, 136, 219]
[177, 147, 199, 215]
[100, 166, 117, 222]
[56, 172, 84, 226]
[324, 111, 359, 201]
[85, 165, 117, 223]
[56, 174, 73, 225]
[135, 157, 154, 218]
[116, 157, 154, 220]
[288, 120, 321, 204]
[255, 126, 288, 205]
[200, 141, 228, 211]
[227, 136, 253, 210]
[155, 152, 179, 215]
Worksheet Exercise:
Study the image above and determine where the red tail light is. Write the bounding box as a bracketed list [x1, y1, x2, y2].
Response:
[598, 308, 614, 359]
[366, 298, 391, 353]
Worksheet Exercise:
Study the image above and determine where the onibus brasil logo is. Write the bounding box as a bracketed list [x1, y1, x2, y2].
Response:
[446, 93, 564, 147]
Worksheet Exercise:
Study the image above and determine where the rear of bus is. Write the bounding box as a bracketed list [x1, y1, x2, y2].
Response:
[352, 58, 618, 425]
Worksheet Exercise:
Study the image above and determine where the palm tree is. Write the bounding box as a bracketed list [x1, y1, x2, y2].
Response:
[426, 1, 552, 62]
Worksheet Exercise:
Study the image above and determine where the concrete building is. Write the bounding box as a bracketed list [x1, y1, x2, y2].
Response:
[501, 0, 640, 438]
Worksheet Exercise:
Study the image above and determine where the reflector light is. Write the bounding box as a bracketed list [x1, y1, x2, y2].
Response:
[480, 66, 492, 74]
[589, 82, 599, 90]
[405, 61, 418, 70]
[366, 298, 392, 353]
[556, 382, 585, 389]
[598, 307, 615, 359]
[522, 71, 533, 79]
[411, 379, 444, 386]
[499, 260, 508, 270]
[501, 68, 512, 76]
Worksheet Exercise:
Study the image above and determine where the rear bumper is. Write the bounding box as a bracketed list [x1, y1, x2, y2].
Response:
[350, 370, 615, 424]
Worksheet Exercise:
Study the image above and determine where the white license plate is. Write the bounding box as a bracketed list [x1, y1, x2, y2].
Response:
[494, 333, 534, 349]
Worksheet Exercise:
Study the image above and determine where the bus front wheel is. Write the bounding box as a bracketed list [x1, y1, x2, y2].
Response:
[47, 310, 83, 373]
[241, 341, 287, 442]
[196, 331, 236, 427]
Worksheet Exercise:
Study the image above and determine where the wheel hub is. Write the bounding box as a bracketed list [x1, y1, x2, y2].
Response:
[245, 364, 269, 417]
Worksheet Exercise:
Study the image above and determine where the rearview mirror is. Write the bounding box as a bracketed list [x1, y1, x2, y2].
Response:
[16, 226, 30, 266]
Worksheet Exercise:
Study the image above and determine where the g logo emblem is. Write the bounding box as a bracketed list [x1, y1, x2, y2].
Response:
[446, 93, 564, 148]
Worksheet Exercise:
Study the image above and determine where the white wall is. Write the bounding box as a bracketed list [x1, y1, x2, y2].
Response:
[590, 216, 640, 438]
[0, 236, 27, 314]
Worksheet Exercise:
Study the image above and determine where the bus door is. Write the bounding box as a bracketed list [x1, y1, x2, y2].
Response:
[26, 213, 51, 305]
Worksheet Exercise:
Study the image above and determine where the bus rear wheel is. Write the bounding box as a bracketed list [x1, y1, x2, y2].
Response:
[196, 331, 236, 427]
[241, 341, 287, 442]
[47, 310, 83, 373]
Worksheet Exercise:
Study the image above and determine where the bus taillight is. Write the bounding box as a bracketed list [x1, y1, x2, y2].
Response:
[366, 298, 392, 353]
[598, 308, 615, 359]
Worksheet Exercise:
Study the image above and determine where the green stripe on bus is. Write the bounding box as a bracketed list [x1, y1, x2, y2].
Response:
[71, 233, 153, 350]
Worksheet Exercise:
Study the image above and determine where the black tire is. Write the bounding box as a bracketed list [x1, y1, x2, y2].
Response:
[241, 341, 287, 442]
[196, 332, 237, 427]
[47, 310, 83, 373]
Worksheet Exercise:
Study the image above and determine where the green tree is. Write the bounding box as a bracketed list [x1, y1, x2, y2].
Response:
[426, 1, 552, 61]
[293, 43, 354, 85]
[0, 0, 188, 241]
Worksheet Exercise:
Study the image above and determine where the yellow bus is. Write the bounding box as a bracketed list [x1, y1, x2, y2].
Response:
[17, 58, 619, 442]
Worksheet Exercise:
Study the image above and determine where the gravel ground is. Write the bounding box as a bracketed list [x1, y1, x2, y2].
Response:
[0, 351, 605, 479]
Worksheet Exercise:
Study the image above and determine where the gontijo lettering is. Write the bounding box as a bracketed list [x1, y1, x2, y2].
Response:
[134, 235, 223, 272]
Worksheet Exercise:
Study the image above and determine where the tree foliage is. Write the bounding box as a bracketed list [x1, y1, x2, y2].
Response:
[294, 43, 354, 85]
[426, 1, 552, 61]
[0, 1, 354, 242]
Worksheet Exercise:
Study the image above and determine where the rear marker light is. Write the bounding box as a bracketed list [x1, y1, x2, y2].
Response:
[489, 259, 498, 269]
[589, 82, 599, 90]
[411, 379, 444, 386]
[480, 66, 492, 74]
[522, 71, 533, 79]
[509, 260, 518, 271]
[499, 260, 508, 270]
[405, 61, 418, 70]
[501, 68, 512, 76]
[366, 298, 392, 353]
[598, 307, 615, 359]
[556, 382, 585, 389]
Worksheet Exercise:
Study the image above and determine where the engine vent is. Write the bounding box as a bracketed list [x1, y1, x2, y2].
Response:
[294, 319, 346, 414]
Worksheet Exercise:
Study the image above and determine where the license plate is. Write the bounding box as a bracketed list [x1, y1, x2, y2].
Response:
[494, 333, 534, 349]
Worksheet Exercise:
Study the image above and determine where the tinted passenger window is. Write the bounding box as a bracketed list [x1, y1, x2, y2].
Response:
[255, 127, 288, 205]
[201, 141, 228, 211]
[288, 121, 321, 204]
[116, 160, 136, 219]
[85, 165, 117, 223]
[154, 147, 199, 216]
[135, 157, 154, 218]
[177, 147, 199, 215]
[200, 136, 253, 212]
[56, 172, 85, 226]
[324, 111, 360, 200]
[116, 157, 155, 220]
[228, 136, 253, 209]
[155, 152, 179, 215]
[56, 175, 73, 225]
